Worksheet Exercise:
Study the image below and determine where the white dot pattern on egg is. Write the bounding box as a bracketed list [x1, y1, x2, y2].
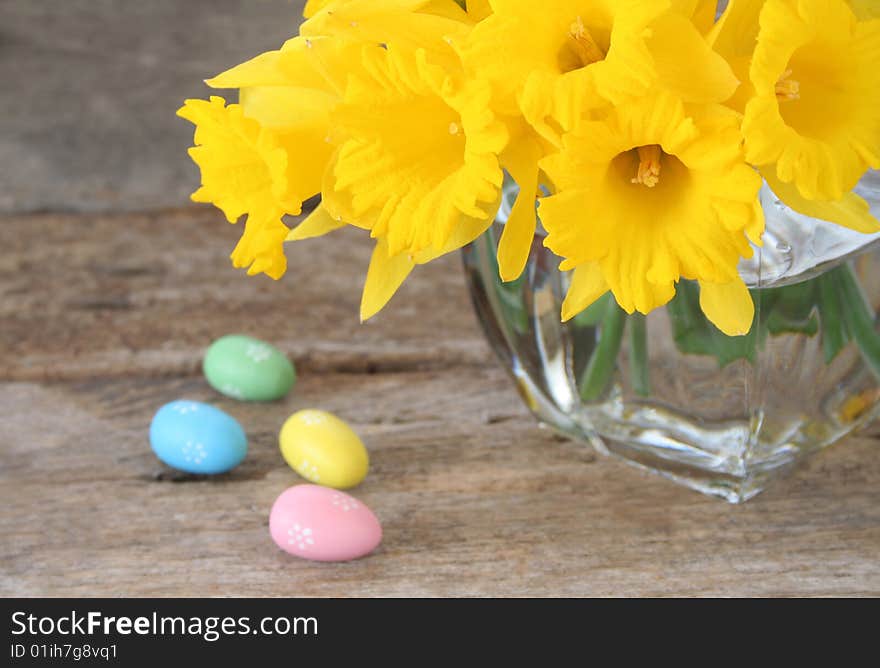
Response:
[298, 459, 321, 483]
[269, 485, 381, 562]
[298, 411, 328, 426]
[220, 384, 246, 401]
[244, 342, 273, 364]
[182, 440, 208, 465]
[170, 401, 201, 415]
[287, 524, 315, 551]
[331, 494, 359, 512]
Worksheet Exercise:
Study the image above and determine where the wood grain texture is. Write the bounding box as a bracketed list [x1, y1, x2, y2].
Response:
[1, 209, 879, 597]
[0, 0, 307, 214]
[0, 209, 486, 381]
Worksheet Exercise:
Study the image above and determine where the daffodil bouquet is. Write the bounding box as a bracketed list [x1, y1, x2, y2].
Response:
[179, 0, 879, 338]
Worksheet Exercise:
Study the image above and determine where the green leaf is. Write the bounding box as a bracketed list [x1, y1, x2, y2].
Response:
[764, 280, 816, 321]
[836, 265, 880, 379]
[762, 280, 819, 336]
[628, 313, 651, 397]
[817, 271, 849, 364]
[765, 309, 819, 337]
[579, 298, 626, 402]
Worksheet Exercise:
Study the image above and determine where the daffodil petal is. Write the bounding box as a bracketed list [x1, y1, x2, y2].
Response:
[708, 0, 764, 57]
[210, 36, 363, 97]
[562, 263, 609, 322]
[691, 0, 722, 34]
[238, 87, 336, 208]
[498, 137, 542, 282]
[360, 240, 415, 321]
[699, 279, 755, 336]
[303, 0, 332, 18]
[239, 86, 334, 130]
[231, 212, 289, 280]
[647, 12, 740, 104]
[764, 171, 880, 234]
[206, 51, 289, 88]
[414, 207, 498, 264]
[177, 96, 295, 221]
[287, 204, 345, 241]
[301, 0, 469, 67]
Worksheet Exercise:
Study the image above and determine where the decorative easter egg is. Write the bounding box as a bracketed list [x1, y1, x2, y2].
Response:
[269, 485, 382, 562]
[203, 334, 295, 402]
[149, 400, 247, 474]
[279, 410, 369, 489]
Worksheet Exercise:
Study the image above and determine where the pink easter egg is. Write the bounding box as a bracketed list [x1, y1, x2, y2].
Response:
[269, 485, 382, 562]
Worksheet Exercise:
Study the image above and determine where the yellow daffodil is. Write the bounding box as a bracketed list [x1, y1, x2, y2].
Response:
[210, 39, 358, 201]
[231, 215, 291, 279]
[461, 0, 739, 284]
[179, 35, 366, 279]
[461, 0, 738, 143]
[539, 92, 764, 336]
[743, 0, 880, 203]
[324, 45, 506, 254]
[300, 0, 472, 68]
[315, 44, 507, 317]
[176, 96, 296, 278]
[179, 0, 877, 330]
[206, 36, 358, 191]
[709, 0, 880, 235]
[177, 97, 294, 220]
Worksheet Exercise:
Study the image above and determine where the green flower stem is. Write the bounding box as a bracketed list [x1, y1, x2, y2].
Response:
[836, 264, 880, 378]
[817, 271, 847, 363]
[579, 298, 626, 402]
[628, 313, 651, 397]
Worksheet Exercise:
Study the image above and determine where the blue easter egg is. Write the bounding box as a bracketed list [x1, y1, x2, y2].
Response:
[149, 400, 247, 474]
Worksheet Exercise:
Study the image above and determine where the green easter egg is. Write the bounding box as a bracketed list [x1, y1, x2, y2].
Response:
[203, 335, 296, 402]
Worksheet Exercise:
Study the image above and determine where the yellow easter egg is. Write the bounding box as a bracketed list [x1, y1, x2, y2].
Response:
[279, 409, 369, 489]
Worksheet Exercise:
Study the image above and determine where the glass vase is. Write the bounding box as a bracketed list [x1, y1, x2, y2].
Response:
[462, 171, 880, 502]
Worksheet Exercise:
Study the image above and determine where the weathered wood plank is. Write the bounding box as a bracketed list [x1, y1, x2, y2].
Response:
[1, 372, 878, 597]
[0, 209, 490, 381]
[0, 0, 308, 213]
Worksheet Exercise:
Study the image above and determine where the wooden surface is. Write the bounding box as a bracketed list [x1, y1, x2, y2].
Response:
[1, 209, 879, 597]
[0, 0, 307, 214]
